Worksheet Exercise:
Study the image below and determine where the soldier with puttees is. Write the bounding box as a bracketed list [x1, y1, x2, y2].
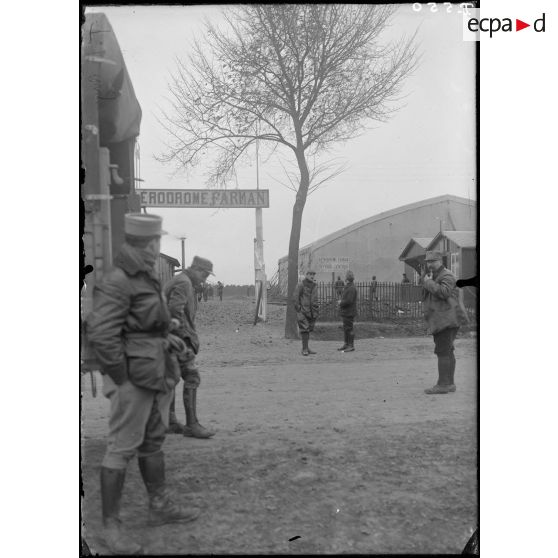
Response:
[337, 270, 357, 352]
[86, 213, 199, 555]
[164, 256, 216, 438]
[293, 270, 319, 356]
[420, 250, 469, 394]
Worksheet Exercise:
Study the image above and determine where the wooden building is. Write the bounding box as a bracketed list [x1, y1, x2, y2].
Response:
[399, 230, 477, 308]
[156, 253, 181, 285]
[398, 237, 433, 284]
[426, 230, 476, 280]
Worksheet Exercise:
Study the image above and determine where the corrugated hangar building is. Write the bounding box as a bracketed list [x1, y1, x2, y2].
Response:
[277, 194, 476, 292]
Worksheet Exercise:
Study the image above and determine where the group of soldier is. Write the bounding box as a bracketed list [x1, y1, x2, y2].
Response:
[293, 269, 358, 356]
[85, 212, 468, 554]
[195, 280, 225, 303]
[86, 213, 217, 554]
[293, 257, 468, 394]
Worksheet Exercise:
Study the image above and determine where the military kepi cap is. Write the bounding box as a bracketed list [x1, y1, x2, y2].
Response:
[124, 213, 167, 237]
[425, 250, 443, 262]
[191, 255, 214, 276]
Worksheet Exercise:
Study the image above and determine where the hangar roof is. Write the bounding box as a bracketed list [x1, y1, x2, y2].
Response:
[279, 194, 476, 263]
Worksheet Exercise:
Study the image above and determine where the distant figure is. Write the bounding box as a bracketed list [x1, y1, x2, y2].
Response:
[196, 284, 203, 302]
[208, 283, 214, 300]
[337, 270, 357, 352]
[202, 282, 208, 302]
[293, 270, 319, 356]
[401, 273, 411, 284]
[334, 275, 344, 299]
[369, 275, 378, 301]
[217, 281, 224, 301]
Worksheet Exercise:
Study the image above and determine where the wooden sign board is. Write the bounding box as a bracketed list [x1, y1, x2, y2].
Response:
[139, 189, 269, 208]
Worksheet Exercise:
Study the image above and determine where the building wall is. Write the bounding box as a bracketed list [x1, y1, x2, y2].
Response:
[404, 262, 420, 285]
[278, 196, 476, 293]
[155, 255, 178, 285]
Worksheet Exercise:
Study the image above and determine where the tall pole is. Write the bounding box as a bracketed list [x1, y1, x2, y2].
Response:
[179, 237, 186, 271]
[254, 125, 267, 321]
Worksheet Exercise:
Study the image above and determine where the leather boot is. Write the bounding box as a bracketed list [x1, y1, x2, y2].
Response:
[100, 467, 142, 555]
[306, 333, 317, 355]
[448, 351, 456, 392]
[343, 333, 355, 352]
[167, 389, 185, 434]
[424, 356, 451, 394]
[183, 388, 215, 438]
[338, 330, 348, 351]
[138, 452, 199, 526]
[301, 332, 309, 356]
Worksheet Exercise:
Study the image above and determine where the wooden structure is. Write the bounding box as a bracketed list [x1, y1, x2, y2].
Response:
[156, 253, 181, 285]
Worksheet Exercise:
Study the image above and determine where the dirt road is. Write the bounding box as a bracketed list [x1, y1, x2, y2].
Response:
[81, 299, 478, 554]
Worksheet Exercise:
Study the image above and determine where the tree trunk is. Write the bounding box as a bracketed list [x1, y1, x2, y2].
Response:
[284, 148, 310, 339]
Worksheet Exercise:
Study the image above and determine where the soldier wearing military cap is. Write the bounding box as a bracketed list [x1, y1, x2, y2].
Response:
[420, 250, 469, 394]
[86, 213, 199, 554]
[164, 255, 216, 438]
[292, 269, 320, 356]
[337, 270, 357, 352]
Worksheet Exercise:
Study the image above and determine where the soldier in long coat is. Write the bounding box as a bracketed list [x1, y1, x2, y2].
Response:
[292, 270, 319, 356]
[164, 256, 216, 438]
[337, 270, 358, 352]
[86, 214, 199, 554]
[420, 250, 469, 394]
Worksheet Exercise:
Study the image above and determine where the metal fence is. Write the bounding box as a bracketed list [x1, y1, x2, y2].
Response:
[313, 281, 477, 323]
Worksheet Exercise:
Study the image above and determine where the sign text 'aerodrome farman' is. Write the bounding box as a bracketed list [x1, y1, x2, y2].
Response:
[139, 189, 269, 208]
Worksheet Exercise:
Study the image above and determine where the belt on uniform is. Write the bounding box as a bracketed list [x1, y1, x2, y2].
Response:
[125, 331, 166, 339]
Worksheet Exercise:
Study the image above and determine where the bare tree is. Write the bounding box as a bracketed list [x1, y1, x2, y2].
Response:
[159, 5, 418, 338]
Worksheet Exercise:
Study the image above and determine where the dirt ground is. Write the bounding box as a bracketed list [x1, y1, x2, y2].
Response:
[81, 298, 478, 555]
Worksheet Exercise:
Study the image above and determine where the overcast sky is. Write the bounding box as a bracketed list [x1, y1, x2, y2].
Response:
[85, 5, 476, 284]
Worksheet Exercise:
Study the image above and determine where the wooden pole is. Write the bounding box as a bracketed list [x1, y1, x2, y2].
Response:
[179, 237, 186, 270]
[254, 126, 267, 321]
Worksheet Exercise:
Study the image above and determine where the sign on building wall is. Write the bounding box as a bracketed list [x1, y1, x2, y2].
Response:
[139, 189, 269, 208]
[317, 257, 351, 272]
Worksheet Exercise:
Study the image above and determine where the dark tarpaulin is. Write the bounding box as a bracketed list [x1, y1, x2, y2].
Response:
[82, 13, 142, 145]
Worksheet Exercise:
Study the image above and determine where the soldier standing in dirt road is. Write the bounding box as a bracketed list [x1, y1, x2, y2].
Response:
[420, 250, 469, 394]
[164, 256, 216, 438]
[86, 214, 199, 554]
[337, 270, 357, 352]
[293, 270, 319, 356]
